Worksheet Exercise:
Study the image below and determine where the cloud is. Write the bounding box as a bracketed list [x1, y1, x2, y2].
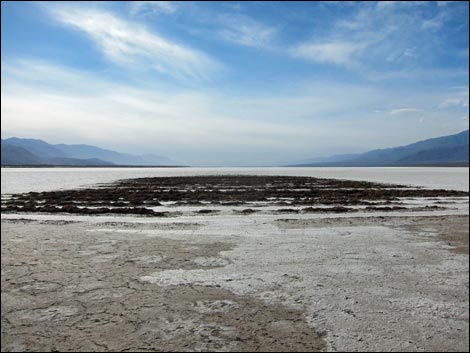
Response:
[437, 1, 457, 7]
[438, 88, 470, 108]
[389, 108, 423, 115]
[216, 14, 277, 49]
[421, 13, 447, 31]
[438, 98, 470, 108]
[290, 1, 465, 79]
[129, 1, 178, 16]
[46, 4, 220, 82]
[290, 41, 368, 66]
[2, 58, 467, 165]
[1, 59, 323, 165]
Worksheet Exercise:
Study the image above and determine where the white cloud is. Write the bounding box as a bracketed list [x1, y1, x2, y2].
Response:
[437, 1, 457, 7]
[290, 41, 368, 66]
[2, 59, 467, 165]
[389, 108, 423, 115]
[421, 16, 445, 31]
[130, 1, 178, 16]
[291, 1, 462, 79]
[1, 60, 322, 164]
[216, 14, 277, 49]
[438, 88, 470, 108]
[46, 5, 220, 82]
[438, 98, 470, 108]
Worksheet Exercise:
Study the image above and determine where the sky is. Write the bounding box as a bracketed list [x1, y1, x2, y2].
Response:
[1, 1, 469, 166]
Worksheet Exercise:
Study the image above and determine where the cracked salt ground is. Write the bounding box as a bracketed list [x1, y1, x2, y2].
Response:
[193, 300, 240, 314]
[17, 306, 80, 322]
[2, 218, 327, 351]
[129, 255, 164, 264]
[2, 210, 468, 352]
[192, 257, 230, 267]
[136, 216, 469, 352]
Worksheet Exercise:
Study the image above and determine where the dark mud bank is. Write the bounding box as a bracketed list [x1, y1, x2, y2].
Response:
[2, 175, 467, 216]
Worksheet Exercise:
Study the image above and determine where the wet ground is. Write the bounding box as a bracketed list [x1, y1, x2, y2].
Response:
[1, 175, 467, 216]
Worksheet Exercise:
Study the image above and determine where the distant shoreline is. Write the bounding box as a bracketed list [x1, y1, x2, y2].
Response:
[1, 164, 468, 168]
[285, 163, 469, 168]
[0, 165, 189, 168]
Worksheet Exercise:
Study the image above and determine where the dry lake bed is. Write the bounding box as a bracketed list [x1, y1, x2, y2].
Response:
[1, 175, 469, 352]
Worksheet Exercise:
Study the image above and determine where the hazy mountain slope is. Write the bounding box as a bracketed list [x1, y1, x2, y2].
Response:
[350, 130, 469, 166]
[54, 144, 143, 165]
[46, 157, 114, 166]
[1, 139, 113, 166]
[1, 142, 42, 165]
[287, 153, 359, 166]
[4, 138, 66, 159]
[1, 137, 176, 166]
[55, 144, 176, 166]
[396, 145, 469, 165]
[289, 130, 469, 167]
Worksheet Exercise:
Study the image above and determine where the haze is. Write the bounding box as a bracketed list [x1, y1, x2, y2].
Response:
[1, 1, 469, 166]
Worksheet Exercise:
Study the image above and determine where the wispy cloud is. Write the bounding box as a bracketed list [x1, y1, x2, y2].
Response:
[438, 87, 470, 109]
[290, 1, 465, 79]
[129, 1, 178, 16]
[1, 59, 325, 165]
[389, 108, 423, 115]
[45, 4, 220, 82]
[216, 14, 277, 49]
[4, 58, 467, 165]
[290, 41, 368, 66]
[438, 97, 470, 109]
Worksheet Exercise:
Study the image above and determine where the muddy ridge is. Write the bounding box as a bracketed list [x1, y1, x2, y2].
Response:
[2, 175, 467, 216]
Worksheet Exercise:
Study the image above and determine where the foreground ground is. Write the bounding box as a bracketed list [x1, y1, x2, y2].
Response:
[1, 176, 469, 351]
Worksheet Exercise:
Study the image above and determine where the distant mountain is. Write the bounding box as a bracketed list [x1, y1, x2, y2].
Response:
[1, 143, 41, 165]
[288, 130, 469, 167]
[288, 153, 359, 166]
[1, 140, 113, 166]
[54, 144, 175, 166]
[5, 137, 67, 159]
[1, 138, 177, 166]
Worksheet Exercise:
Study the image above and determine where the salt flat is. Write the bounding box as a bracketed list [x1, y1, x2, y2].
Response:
[2, 211, 468, 352]
[1, 175, 468, 352]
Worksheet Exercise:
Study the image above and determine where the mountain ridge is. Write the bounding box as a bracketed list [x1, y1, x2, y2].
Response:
[1, 138, 177, 166]
[287, 130, 469, 167]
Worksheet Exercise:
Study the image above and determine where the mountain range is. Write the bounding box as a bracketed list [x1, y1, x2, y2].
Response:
[1, 138, 177, 166]
[2, 130, 468, 167]
[287, 130, 469, 167]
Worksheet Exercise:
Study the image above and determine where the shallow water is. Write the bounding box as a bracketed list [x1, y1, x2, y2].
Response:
[1, 166, 469, 194]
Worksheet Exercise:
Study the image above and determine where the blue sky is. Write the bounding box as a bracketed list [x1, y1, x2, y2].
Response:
[1, 1, 469, 166]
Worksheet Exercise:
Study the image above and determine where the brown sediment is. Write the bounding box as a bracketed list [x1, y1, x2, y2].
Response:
[275, 214, 469, 255]
[302, 206, 351, 213]
[398, 215, 469, 254]
[195, 209, 220, 214]
[1, 175, 467, 216]
[234, 208, 258, 215]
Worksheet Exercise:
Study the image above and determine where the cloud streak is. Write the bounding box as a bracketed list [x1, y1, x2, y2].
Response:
[129, 1, 178, 16]
[438, 87, 470, 109]
[46, 4, 220, 82]
[389, 108, 423, 115]
[216, 14, 277, 49]
[289, 1, 467, 81]
[290, 41, 368, 66]
[3, 58, 467, 165]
